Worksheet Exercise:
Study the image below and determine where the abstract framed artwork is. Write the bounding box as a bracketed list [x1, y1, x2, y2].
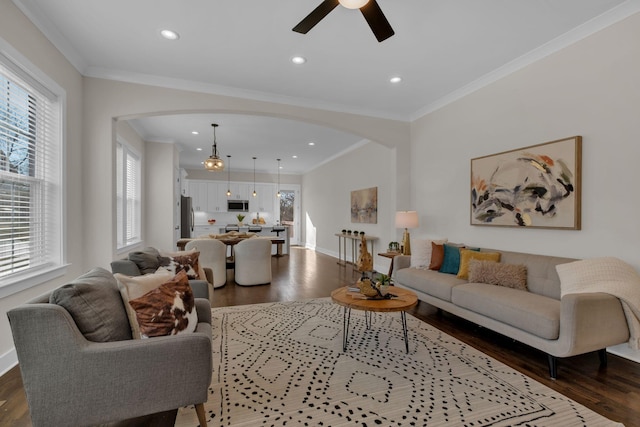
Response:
[351, 187, 378, 224]
[471, 136, 582, 229]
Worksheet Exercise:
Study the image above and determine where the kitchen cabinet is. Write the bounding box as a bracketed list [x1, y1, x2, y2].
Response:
[187, 180, 228, 212]
[250, 183, 275, 213]
[188, 181, 209, 211]
[227, 182, 250, 200]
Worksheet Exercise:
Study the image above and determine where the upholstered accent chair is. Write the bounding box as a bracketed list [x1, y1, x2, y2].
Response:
[234, 238, 272, 286]
[7, 268, 212, 426]
[186, 238, 227, 288]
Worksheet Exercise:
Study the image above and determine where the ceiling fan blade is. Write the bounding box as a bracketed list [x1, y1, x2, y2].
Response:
[360, 0, 395, 42]
[293, 0, 340, 34]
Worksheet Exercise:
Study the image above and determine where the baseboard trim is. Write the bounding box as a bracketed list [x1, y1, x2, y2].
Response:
[0, 347, 18, 377]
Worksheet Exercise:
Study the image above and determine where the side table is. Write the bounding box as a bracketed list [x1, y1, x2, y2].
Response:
[377, 251, 402, 276]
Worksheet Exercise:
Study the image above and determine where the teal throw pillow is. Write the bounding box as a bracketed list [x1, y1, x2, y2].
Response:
[439, 245, 479, 275]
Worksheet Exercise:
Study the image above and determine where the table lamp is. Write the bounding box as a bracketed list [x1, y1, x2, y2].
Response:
[395, 211, 419, 255]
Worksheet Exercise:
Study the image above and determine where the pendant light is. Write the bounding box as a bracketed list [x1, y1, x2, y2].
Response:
[276, 158, 281, 198]
[203, 123, 225, 171]
[252, 156, 257, 197]
[226, 155, 232, 197]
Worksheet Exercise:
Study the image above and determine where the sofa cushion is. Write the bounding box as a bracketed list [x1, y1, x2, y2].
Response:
[128, 247, 161, 275]
[128, 270, 197, 338]
[457, 250, 501, 279]
[452, 283, 560, 340]
[394, 267, 467, 302]
[411, 238, 447, 268]
[50, 267, 132, 342]
[114, 269, 174, 339]
[468, 260, 528, 290]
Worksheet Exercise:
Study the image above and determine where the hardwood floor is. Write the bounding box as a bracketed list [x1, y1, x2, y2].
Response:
[1, 246, 639, 426]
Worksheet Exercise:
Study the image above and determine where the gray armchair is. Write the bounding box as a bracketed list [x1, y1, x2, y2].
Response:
[7, 268, 212, 426]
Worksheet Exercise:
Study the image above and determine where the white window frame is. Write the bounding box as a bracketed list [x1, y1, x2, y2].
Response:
[0, 38, 66, 298]
[116, 138, 142, 251]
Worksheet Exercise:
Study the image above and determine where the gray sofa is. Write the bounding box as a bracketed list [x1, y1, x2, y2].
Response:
[7, 267, 212, 426]
[393, 248, 630, 378]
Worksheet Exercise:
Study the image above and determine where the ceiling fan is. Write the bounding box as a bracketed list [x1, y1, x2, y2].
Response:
[293, 0, 395, 43]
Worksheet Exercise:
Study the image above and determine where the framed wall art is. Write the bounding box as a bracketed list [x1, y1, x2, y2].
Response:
[351, 187, 378, 224]
[470, 136, 581, 229]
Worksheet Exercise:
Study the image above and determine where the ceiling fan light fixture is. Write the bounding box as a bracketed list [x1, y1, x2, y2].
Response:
[339, 0, 369, 9]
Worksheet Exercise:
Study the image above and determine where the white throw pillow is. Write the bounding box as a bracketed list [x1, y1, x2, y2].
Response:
[410, 238, 447, 268]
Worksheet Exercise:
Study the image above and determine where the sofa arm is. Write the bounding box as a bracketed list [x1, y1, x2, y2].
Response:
[8, 303, 212, 426]
[555, 292, 630, 357]
[204, 267, 214, 285]
[195, 298, 212, 325]
[110, 259, 141, 276]
[393, 255, 411, 276]
[189, 279, 210, 301]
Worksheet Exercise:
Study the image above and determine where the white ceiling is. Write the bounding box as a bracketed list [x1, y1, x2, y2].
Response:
[13, 0, 637, 173]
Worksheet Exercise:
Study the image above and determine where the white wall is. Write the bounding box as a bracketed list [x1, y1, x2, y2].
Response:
[0, 1, 84, 374]
[145, 141, 179, 251]
[302, 141, 399, 274]
[410, 11, 640, 360]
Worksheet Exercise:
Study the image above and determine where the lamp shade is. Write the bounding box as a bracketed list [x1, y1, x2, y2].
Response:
[395, 211, 419, 229]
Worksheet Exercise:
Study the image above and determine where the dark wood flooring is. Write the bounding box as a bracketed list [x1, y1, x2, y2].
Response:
[1, 247, 639, 426]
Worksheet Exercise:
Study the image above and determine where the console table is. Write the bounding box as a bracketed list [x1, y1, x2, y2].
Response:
[335, 233, 378, 266]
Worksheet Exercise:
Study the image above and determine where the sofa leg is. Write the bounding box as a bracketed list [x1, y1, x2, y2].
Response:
[547, 354, 557, 380]
[195, 403, 207, 426]
[598, 349, 608, 367]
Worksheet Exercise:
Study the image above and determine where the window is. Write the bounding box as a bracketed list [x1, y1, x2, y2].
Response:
[116, 140, 141, 249]
[0, 51, 62, 288]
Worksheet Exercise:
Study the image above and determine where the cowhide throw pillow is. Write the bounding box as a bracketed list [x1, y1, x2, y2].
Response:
[468, 259, 528, 291]
[128, 270, 198, 338]
[115, 269, 174, 339]
[158, 250, 202, 280]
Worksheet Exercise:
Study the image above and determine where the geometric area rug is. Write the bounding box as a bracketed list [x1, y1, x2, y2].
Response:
[176, 298, 623, 427]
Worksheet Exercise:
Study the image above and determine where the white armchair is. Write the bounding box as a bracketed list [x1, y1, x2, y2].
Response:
[234, 238, 272, 286]
[186, 239, 227, 288]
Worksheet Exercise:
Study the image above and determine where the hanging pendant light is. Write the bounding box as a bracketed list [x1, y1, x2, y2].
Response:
[204, 123, 225, 171]
[226, 155, 232, 196]
[276, 158, 281, 198]
[252, 156, 257, 197]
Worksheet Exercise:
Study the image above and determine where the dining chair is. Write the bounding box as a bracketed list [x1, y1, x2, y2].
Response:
[185, 238, 227, 288]
[233, 238, 272, 286]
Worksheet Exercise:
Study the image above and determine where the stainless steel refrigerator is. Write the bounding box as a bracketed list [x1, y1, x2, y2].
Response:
[180, 196, 194, 238]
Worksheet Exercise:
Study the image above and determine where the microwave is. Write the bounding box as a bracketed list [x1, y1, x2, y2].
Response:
[227, 200, 249, 212]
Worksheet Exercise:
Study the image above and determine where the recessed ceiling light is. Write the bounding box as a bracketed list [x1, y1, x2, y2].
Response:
[279, 166, 284, 169]
[292, 155, 298, 159]
[196, 148, 202, 151]
[291, 56, 307, 65]
[160, 29, 180, 40]
[308, 142, 315, 146]
[191, 131, 199, 135]
[390, 76, 403, 84]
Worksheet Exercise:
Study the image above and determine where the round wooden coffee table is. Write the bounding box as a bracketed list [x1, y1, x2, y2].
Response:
[331, 286, 418, 353]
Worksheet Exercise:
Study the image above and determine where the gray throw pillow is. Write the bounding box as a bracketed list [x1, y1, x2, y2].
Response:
[50, 267, 132, 342]
[129, 247, 161, 274]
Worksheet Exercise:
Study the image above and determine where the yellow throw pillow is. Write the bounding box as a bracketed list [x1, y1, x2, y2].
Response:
[457, 249, 501, 279]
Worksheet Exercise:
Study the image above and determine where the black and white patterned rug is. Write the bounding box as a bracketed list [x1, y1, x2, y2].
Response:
[176, 298, 622, 426]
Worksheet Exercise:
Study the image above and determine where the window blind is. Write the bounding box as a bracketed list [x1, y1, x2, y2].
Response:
[0, 58, 61, 282]
[116, 141, 141, 249]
